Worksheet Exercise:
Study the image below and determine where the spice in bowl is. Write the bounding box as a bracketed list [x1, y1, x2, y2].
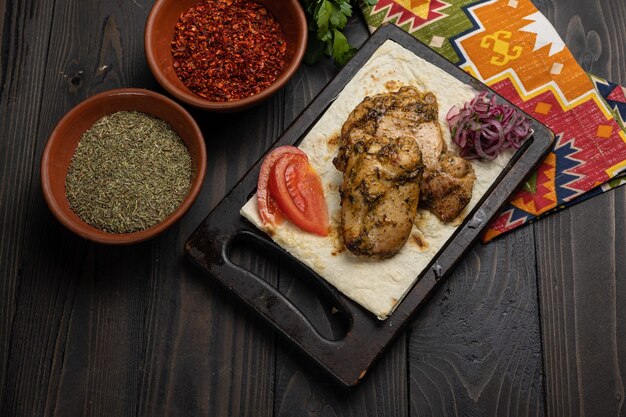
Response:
[171, 0, 287, 102]
[65, 111, 192, 234]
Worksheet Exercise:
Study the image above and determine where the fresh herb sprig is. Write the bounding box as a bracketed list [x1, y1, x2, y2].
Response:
[301, 0, 376, 66]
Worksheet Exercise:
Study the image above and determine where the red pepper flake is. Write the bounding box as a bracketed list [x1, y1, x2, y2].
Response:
[171, 0, 287, 102]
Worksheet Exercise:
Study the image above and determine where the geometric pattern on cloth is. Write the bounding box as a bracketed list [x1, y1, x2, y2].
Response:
[360, 0, 626, 242]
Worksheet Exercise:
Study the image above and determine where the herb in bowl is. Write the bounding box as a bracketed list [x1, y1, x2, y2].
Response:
[65, 111, 192, 234]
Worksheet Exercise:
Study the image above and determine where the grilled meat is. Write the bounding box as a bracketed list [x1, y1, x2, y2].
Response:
[335, 86, 440, 172]
[335, 86, 437, 259]
[420, 153, 476, 223]
[335, 86, 477, 258]
[339, 134, 423, 259]
[376, 109, 444, 170]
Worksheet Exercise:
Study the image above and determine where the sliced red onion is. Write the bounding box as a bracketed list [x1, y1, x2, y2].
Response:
[447, 92, 531, 160]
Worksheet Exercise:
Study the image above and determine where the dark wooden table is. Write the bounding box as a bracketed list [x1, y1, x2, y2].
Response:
[1, 0, 625, 416]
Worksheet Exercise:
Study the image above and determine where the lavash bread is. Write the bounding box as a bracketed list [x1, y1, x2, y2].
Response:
[240, 40, 514, 319]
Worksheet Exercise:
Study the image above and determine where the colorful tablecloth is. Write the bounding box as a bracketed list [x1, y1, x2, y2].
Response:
[359, 0, 626, 241]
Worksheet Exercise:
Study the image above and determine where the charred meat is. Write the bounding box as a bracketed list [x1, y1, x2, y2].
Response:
[335, 86, 440, 172]
[338, 135, 423, 259]
[335, 86, 477, 258]
[335, 86, 438, 259]
[420, 153, 476, 223]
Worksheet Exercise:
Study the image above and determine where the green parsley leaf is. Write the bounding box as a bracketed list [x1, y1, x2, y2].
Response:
[301, 0, 373, 67]
[316, 0, 333, 38]
[338, 0, 352, 18]
[329, 4, 348, 29]
[332, 29, 356, 66]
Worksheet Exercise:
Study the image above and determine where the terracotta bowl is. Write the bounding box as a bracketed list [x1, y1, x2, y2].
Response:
[41, 88, 207, 245]
[144, 0, 307, 112]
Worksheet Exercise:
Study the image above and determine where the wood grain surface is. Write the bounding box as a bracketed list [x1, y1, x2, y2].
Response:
[0, 0, 624, 416]
[407, 227, 544, 417]
[0, 0, 58, 411]
[532, 1, 626, 416]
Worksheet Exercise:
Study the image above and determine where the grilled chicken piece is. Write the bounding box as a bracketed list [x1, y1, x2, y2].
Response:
[377, 112, 444, 170]
[339, 135, 423, 259]
[420, 153, 476, 223]
[335, 86, 477, 258]
[335, 86, 440, 172]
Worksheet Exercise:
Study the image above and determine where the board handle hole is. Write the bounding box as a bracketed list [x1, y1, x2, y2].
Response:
[228, 231, 352, 341]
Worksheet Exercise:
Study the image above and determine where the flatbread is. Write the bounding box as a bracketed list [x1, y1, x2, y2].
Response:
[240, 40, 514, 319]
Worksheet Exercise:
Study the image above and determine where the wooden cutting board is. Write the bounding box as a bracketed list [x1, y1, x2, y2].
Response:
[185, 24, 555, 387]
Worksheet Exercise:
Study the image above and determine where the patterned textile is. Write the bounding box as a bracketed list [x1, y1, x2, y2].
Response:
[359, 0, 626, 241]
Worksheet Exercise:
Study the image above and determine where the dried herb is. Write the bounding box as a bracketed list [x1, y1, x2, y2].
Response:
[171, 0, 287, 102]
[65, 111, 192, 234]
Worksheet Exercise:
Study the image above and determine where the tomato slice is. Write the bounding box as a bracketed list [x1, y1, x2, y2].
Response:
[257, 146, 306, 225]
[269, 154, 329, 236]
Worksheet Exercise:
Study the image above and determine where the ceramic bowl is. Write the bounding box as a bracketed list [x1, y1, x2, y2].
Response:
[41, 88, 207, 245]
[144, 0, 307, 112]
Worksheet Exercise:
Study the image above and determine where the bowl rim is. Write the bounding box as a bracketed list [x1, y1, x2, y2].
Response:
[144, 0, 308, 111]
[40, 87, 207, 245]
